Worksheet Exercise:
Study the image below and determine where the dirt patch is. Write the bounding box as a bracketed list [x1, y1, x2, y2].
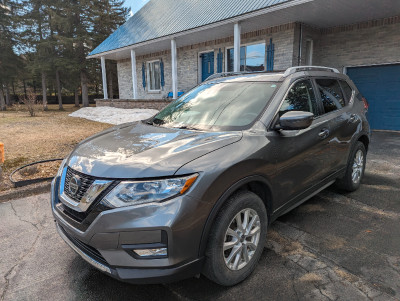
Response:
[267, 229, 316, 258]
[11, 160, 62, 182]
[299, 272, 323, 282]
[333, 267, 359, 283]
[322, 235, 347, 251]
[0, 104, 112, 192]
[298, 203, 327, 213]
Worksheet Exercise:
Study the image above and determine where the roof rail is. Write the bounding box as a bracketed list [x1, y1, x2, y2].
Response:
[204, 71, 259, 81]
[283, 66, 340, 77]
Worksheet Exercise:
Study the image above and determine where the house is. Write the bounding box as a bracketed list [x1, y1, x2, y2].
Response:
[88, 0, 400, 131]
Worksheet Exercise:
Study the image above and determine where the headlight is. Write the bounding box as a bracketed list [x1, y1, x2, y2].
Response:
[102, 173, 198, 208]
[56, 158, 67, 178]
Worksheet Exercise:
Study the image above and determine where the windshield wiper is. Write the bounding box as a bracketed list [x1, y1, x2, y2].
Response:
[174, 125, 200, 131]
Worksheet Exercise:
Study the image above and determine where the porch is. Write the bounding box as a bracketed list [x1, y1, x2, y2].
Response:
[87, 0, 400, 112]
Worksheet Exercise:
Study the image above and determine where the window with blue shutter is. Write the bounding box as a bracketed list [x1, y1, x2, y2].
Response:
[160, 59, 165, 88]
[217, 49, 223, 73]
[267, 38, 275, 71]
[142, 62, 146, 88]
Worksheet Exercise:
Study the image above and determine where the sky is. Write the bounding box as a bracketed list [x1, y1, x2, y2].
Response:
[123, 0, 150, 17]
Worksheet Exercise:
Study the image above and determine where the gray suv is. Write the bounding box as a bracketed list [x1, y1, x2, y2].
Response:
[51, 66, 370, 286]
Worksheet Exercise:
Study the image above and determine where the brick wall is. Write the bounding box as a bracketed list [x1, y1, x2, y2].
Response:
[313, 16, 400, 71]
[117, 23, 297, 100]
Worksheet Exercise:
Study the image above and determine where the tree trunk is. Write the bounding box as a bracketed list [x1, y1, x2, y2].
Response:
[12, 81, 16, 97]
[107, 69, 113, 99]
[41, 72, 48, 111]
[23, 79, 27, 99]
[74, 88, 80, 107]
[5, 84, 11, 106]
[0, 88, 6, 111]
[81, 71, 89, 107]
[56, 69, 63, 110]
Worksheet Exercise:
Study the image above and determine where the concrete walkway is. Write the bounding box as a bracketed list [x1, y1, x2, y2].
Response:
[1, 131, 399, 301]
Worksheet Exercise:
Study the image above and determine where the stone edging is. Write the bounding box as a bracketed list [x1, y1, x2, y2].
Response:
[0, 181, 52, 203]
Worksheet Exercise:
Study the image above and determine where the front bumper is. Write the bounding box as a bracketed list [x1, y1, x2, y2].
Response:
[51, 176, 208, 283]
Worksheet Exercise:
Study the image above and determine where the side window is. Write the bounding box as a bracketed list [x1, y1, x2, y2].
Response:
[315, 78, 345, 114]
[279, 80, 318, 116]
[339, 80, 353, 104]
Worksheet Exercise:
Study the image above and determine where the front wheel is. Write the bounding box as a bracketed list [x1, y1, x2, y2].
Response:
[336, 141, 366, 192]
[202, 191, 267, 286]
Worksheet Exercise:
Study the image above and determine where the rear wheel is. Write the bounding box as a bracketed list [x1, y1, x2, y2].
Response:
[336, 141, 366, 191]
[202, 191, 267, 286]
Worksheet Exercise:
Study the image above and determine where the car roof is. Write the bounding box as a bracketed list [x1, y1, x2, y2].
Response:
[204, 69, 349, 84]
[205, 72, 285, 84]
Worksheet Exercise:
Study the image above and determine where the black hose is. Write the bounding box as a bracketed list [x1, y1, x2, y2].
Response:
[10, 158, 64, 188]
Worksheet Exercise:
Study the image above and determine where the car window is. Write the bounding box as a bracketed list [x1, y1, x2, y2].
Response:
[153, 82, 279, 130]
[279, 80, 318, 116]
[315, 78, 345, 113]
[339, 80, 353, 103]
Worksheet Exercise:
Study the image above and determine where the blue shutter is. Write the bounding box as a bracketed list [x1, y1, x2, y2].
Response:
[217, 48, 223, 73]
[142, 62, 146, 88]
[267, 38, 275, 71]
[160, 59, 165, 88]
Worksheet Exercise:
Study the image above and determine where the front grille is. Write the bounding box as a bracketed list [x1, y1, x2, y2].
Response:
[64, 167, 95, 202]
[55, 169, 117, 232]
[59, 225, 109, 267]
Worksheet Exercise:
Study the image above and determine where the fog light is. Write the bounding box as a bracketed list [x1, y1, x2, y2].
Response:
[133, 248, 167, 258]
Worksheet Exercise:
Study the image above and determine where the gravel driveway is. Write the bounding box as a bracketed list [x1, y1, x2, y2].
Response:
[1, 131, 399, 301]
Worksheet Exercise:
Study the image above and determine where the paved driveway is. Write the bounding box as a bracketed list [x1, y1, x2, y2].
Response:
[1, 131, 399, 301]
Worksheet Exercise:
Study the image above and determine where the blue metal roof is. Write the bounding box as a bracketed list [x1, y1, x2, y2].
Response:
[89, 0, 291, 56]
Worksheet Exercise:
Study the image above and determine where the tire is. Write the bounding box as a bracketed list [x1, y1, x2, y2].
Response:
[202, 191, 268, 286]
[336, 141, 366, 192]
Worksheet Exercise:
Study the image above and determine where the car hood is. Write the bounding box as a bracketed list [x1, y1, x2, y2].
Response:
[67, 122, 242, 178]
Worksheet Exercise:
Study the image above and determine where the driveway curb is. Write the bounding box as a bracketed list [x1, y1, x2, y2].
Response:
[0, 181, 51, 203]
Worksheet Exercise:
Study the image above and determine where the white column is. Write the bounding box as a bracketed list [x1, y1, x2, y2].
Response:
[101, 56, 108, 99]
[130, 49, 138, 99]
[171, 39, 178, 99]
[233, 23, 241, 72]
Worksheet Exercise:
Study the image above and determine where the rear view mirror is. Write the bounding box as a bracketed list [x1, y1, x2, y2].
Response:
[277, 111, 314, 131]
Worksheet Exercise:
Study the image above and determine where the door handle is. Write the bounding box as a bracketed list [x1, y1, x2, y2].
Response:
[349, 114, 358, 123]
[318, 128, 330, 139]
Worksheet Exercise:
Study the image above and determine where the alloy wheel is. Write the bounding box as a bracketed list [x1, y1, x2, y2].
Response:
[352, 149, 364, 184]
[223, 208, 261, 271]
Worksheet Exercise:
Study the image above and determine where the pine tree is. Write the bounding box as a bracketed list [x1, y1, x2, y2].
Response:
[0, 0, 22, 110]
[89, 0, 128, 100]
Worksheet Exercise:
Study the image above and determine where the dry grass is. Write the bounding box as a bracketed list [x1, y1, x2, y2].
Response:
[0, 104, 112, 191]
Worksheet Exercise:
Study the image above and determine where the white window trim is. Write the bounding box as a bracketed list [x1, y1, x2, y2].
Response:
[305, 39, 313, 66]
[198, 49, 215, 84]
[147, 59, 161, 92]
[225, 40, 266, 72]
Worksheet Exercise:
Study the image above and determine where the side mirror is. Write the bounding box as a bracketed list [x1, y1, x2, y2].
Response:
[277, 111, 314, 131]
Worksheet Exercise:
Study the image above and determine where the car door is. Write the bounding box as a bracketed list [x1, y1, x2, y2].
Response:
[313, 78, 360, 171]
[269, 79, 333, 209]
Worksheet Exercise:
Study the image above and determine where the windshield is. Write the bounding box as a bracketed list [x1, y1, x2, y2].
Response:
[152, 82, 279, 130]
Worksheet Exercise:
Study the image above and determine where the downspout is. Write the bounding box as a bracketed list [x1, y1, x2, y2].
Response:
[298, 23, 303, 66]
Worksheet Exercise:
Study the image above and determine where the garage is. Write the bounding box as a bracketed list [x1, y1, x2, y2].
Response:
[346, 64, 400, 131]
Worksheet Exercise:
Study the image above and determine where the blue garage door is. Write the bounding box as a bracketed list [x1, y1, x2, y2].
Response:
[347, 64, 400, 131]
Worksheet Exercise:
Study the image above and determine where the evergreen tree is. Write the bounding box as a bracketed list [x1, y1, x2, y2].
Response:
[89, 0, 128, 100]
[0, 0, 22, 110]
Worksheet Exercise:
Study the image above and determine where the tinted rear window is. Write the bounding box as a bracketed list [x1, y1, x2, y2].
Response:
[340, 80, 353, 103]
[315, 79, 345, 114]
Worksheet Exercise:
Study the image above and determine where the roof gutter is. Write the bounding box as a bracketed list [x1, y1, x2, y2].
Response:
[87, 0, 314, 59]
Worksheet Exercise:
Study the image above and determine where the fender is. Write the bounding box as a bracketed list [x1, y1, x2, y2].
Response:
[198, 174, 274, 257]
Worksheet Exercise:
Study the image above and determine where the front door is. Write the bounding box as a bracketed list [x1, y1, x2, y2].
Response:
[269, 79, 332, 209]
[201, 52, 214, 82]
